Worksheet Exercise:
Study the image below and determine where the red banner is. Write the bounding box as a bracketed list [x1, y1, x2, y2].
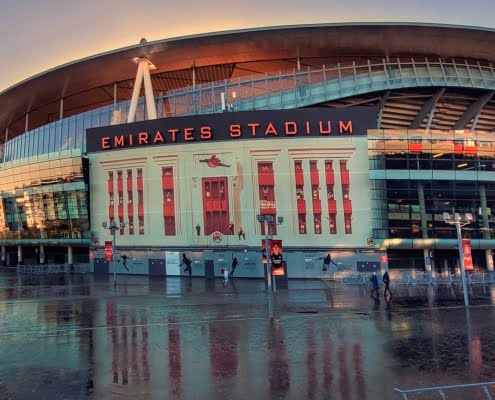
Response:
[104, 240, 113, 261]
[462, 239, 473, 271]
[261, 239, 285, 275]
[270, 240, 284, 276]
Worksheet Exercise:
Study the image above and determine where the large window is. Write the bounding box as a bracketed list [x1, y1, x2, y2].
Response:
[0, 155, 90, 240]
[369, 129, 495, 172]
[382, 180, 492, 239]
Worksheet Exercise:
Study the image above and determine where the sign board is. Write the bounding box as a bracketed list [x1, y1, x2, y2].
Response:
[212, 231, 223, 243]
[166, 251, 181, 276]
[260, 200, 276, 209]
[104, 241, 113, 261]
[462, 239, 474, 271]
[271, 240, 285, 276]
[86, 107, 377, 153]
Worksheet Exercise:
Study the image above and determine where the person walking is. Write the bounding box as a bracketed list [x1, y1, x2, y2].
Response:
[121, 253, 129, 272]
[180, 253, 192, 277]
[223, 267, 229, 286]
[370, 272, 380, 299]
[230, 257, 238, 277]
[320, 253, 338, 274]
[383, 271, 392, 297]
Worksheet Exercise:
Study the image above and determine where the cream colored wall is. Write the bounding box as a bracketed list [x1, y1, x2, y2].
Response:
[90, 136, 372, 249]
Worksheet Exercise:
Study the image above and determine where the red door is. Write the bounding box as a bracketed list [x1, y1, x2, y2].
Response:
[203, 177, 230, 235]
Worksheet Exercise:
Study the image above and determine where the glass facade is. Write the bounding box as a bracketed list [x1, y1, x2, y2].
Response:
[2, 98, 151, 163]
[0, 150, 90, 241]
[369, 129, 495, 240]
[4, 57, 495, 164]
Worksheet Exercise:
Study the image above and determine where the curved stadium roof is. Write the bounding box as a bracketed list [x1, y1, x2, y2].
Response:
[2, 22, 495, 142]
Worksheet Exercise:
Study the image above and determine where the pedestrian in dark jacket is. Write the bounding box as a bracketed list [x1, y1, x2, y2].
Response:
[180, 253, 192, 277]
[383, 271, 392, 297]
[321, 253, 338, 272]
[370, 272, 379, 298]
[230, 257, 238, 277]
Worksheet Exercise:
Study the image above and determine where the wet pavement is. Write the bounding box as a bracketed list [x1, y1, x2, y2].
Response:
[1, 272, 495, 399]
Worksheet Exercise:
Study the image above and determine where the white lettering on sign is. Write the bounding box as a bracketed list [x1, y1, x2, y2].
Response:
[260, 200, 276, 209]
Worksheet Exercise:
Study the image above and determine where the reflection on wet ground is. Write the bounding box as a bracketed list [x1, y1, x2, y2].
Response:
[1, 272, 495, 399]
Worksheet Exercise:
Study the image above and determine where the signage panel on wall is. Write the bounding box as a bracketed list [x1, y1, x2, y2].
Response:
[462, 239, 474, 271]
[270, 240, 284, 276]
[261, 239, 285, 276]
[86, 107, 377, 153]
[104, 241, 113, 261]
[89, 110, 375, 250]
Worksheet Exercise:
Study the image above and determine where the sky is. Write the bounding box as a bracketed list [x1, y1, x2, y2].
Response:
[0, 0, 494, 91]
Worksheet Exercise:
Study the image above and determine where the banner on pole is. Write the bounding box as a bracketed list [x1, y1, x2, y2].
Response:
[104, 241, 113, 261]
[462, 239, 473, 271]
[270, 240, 284, 276]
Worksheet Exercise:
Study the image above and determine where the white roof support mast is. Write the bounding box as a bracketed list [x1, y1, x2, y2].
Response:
[127, 51, 157, 123]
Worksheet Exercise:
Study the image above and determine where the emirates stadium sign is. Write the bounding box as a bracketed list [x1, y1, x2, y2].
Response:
[86, 107, 376, 153]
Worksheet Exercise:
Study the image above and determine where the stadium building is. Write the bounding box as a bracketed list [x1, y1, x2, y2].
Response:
[1, 23, 495, 277]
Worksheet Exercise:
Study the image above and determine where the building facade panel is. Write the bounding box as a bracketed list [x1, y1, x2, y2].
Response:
[90, 136, 373, 252]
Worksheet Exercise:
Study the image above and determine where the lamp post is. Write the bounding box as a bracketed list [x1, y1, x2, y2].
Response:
[102, 220, 126, 286]
[257, 214, 274, 319]
[443, 211, 473, 307]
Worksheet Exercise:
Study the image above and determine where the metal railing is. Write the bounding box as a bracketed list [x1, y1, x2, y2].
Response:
[392, 271, 495, 286]
[5, 57, 495, 163]
[167, 58, 495, 117]
[320, 270, 495, 287]
[395, 381, 495, 399]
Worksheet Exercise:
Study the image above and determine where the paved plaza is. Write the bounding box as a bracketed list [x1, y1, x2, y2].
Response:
[1, 272, 495, 399]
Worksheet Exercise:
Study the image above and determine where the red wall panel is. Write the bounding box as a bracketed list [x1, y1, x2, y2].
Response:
[162, 167, 176, 236]
[325, 161, 337, 234]
[257, 162, 277, 235]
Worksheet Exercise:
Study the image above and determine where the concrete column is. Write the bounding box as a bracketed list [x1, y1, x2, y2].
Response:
[417, 183, 428, 239]
[418, 183, 431, 271]
[39, 245, 45, 264]
[479, 186, 493, 270]
[1, 246, 5, 265]
[68, 246, 73, 266]
[127, 62, 144, 123]
[486, 250, 494, 271]
[423, 248, 432, 272]
[480, 185, 490, 239]
[59, 98, 64, 120]
[142, 60, 157, 120]
[17, 245, 22, 264]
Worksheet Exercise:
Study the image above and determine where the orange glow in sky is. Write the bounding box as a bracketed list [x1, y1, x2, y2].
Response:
[0, 0, 493, 91]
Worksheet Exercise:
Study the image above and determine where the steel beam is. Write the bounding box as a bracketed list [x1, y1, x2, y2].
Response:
[377, 91, 390, 128]
[410, 88, 445, 129]
[454, 91, 494, 130]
